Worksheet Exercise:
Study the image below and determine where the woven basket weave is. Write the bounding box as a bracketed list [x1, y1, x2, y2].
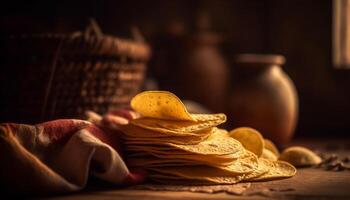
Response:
[0, 24, 151, 123]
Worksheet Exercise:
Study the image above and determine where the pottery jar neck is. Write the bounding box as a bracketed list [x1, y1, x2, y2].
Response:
[234, 54, 286, 79]
[235, 64, 282, 80]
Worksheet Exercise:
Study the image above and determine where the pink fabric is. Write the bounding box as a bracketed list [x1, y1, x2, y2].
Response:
[0, 110, 145, 196]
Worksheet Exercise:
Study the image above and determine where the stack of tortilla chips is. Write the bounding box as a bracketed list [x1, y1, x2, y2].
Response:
[120, 91, 296, 184]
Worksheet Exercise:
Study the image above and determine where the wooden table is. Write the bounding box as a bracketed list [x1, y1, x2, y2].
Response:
[43, 138, 350, 200]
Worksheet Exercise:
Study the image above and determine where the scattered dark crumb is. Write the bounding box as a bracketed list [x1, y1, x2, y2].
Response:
[316, 153, 350, 171]
[342, 157, 350, 163]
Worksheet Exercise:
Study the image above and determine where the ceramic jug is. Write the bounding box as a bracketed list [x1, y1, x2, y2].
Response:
[228, 54, 298, 145]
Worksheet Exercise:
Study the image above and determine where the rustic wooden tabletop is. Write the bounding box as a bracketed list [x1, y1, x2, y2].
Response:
[42, 138, 350, 200]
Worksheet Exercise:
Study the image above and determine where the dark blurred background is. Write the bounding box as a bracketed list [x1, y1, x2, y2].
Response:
[1, 0, 349, 137]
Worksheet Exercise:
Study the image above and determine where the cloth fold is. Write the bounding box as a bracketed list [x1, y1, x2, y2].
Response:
[0, 111, 145, 196]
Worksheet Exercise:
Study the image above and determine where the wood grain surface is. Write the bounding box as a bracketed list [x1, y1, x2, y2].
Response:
[42, 168, 350, 200]
[42, 138, 350, 200]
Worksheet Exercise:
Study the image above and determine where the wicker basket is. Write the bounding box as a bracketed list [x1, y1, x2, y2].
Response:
[0, 22, 151, 123]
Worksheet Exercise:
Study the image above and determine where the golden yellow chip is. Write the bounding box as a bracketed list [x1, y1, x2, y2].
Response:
[217, 128, 228, 134]
[264, 139, 280, 157]
[147, 165, 245, 184]
[120, 124, 208, 138]
[127, 141, 243, 160]
[221, 150, 258, 174]
[124, 134, 209, 145]
[279, 146, 322, 167]
[123, 127, 213, 145]
[127, 156, 197, 167]
[127, 154, 235, 168]
[170, 130, 243, 156]
[127, 134, 243, 157]
[126, 129, 242, 156]
[126, 146, 242, 160]
[130, 150, 256, 173]
[191, 114, 227, 122]
[261, 148, 278, 161]
[149, 174, 226, 185]
[126, 151, 242, 166]
[126, 149, 190, 156]
[243, 158, 270, 181]
[131, 91, 195, 121]
[130, 114, 226, 134]
[248, 159, 296, 181]
[229, 127, 265, 157]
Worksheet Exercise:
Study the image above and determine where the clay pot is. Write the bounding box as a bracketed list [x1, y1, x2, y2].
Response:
[151, 14, 229, 113]
[228, 54, 298, 145]
[176, 32, 229, 112]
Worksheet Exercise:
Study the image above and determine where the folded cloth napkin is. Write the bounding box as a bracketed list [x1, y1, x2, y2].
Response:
[0, 110, 145, 196]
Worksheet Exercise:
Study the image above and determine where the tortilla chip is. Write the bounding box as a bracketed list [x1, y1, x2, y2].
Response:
[248, 159, 296, 181]
[149, 174, 225, 185]
[126, 149, 242, 165]
[264, 139, 280, 157]
[129, 150, 258, 174]
[120, 123, 210, 138]
[261, 148, 278, 161]
[127, 156, 198, 167]
[124, 135, 208, 145]
[148, 165, 245, 184]
[131, 91, 196, 121]
[168, 130, 243, 156]
[130, 114, 226, 134]
[191, 113, 227, 122]
[127, 156, 232, 168]
[126, 129, 242, 156]
[243, 158, 270, 181]
[279, 146, 322, 167]
[123, 128, 213, 145]
[229, 127, 264, 157]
